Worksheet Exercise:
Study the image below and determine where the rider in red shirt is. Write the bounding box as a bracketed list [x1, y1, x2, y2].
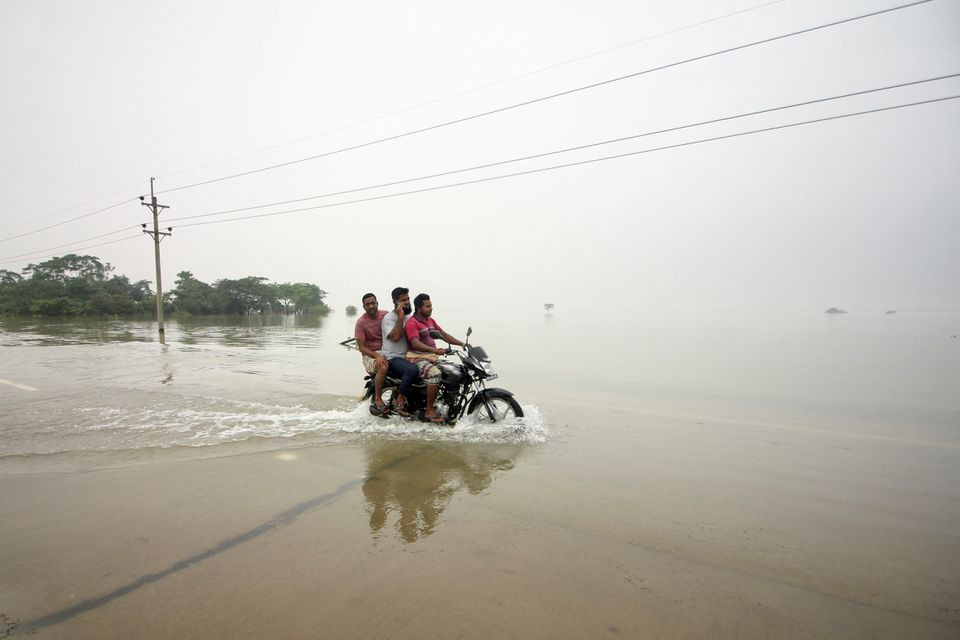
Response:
[405, 293, 464, 423]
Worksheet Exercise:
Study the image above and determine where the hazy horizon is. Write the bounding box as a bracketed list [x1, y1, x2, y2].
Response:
[1, 0, 958, 312]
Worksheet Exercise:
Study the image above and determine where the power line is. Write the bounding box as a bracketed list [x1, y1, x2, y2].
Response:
[0, 226, 141, 263]
[0, 3, 787, 246]
[0, 180, 146, 236]
[5, 71, 954, 257]
[149, 0, 789, 183]
[464, 0, 791, 89]
[0, 198, 138, 244]
[0, 1, 930, 245]
[163, 73, 960, 225]
[156, 0, 934, 196]
[170, 94, 959, 231]
[0, 234, 143, 268]
[2, 95, 953, 267]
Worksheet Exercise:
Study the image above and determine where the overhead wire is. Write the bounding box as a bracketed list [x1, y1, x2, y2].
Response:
[0, 0, 934, 245]
[2, 94, 955, 267]
[169, 95, 959, 230]
[0, 4, 786, 248]
[161, 73, 960, 225]
[0, 234, 144, 267]
[0, 180, 147, 236]
[155, 0, 934, 196]
[150, 0, 790, 183]
[0, 198, 139, 244]
[0, 226, 142, 262]
[1, 0, 790, 244]
[4, 72, 954, 265]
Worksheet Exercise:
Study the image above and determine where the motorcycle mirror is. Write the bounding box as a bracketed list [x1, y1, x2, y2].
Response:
[466, 327, 472, 338]
[429, 329, 443, 340]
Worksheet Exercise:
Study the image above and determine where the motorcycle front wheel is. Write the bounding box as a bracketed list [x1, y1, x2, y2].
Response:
[473, 395, 523, 423]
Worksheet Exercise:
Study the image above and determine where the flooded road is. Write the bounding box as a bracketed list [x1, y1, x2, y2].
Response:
[1, 309, 958, 638]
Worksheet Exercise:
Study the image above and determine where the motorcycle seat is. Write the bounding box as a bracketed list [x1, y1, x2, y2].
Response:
[384, 375, 426, 389]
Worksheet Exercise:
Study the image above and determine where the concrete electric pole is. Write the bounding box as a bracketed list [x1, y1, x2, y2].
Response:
[140, 177, 171, 345]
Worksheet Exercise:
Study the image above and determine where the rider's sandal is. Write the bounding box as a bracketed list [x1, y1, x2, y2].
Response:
[393, 406, 412, 418]
[425, 415, 446, 424]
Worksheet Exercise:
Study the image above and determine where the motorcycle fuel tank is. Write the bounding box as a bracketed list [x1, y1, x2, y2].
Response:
[439, 362, 464, 384]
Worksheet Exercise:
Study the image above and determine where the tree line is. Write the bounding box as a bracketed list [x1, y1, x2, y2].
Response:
[0, 254, 329, 317]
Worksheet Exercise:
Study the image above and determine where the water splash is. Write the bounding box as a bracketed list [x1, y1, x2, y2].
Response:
[69, 397, 550, 452]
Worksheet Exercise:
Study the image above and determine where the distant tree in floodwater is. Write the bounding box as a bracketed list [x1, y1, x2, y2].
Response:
[0, 254, 330, 317]
[0, 254, 153, 316]
[345, 305, 358, 316]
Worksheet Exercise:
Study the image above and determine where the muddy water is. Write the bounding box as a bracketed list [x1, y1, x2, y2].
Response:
[1, 309, 958, 638]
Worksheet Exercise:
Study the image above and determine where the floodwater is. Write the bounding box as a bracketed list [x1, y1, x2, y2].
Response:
[1, 308, 958, 638]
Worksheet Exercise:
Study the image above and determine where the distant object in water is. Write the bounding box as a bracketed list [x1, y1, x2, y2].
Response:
[825, 307, 847, 314]
[345, 305, 358, 316]
[544, 303, 555, 312]
[885, 310, 897, 314]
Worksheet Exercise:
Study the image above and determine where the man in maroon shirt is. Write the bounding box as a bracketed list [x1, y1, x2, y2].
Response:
[355, 292, 389, 414]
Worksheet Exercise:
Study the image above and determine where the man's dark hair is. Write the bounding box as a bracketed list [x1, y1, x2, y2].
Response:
[391, 287, 409, 302]
[413, 293, 430, 311]
[361, 292, 376, 303]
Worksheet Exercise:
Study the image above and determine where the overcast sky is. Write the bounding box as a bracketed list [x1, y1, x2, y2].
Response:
[1, 0, 957, 311]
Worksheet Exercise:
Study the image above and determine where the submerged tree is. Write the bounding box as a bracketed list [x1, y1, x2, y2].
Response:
[1, 255, 330, 317]
[214, 276, 277, 315]
[276, 282, 328, 314]
[170, 271, 221, 315]
[0, 254, 154, 316]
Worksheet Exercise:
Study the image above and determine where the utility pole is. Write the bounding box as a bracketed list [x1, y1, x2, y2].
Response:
[140, 177, 171, 345]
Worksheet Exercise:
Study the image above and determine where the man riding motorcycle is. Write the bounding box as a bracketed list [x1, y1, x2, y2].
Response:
[405, 293, 465, 423]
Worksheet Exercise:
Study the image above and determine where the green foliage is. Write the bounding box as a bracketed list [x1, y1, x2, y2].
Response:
[169, 273, 328, 316]
[345, 304, 358, 316]
[214, 276, 277, 315]
[23, 254, 112, 282]
[0, 255, 329, 317]
[0, 270, 22, 286]
[275, 282, 328, 314]
[0, 254, 154, 317]
[170, 271, 221, 315]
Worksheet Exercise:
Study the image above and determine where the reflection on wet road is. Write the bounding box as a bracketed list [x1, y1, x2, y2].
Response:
[363, 441, 520, 543]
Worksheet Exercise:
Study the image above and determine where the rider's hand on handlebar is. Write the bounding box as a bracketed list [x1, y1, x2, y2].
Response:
[435, 347, 444, 356]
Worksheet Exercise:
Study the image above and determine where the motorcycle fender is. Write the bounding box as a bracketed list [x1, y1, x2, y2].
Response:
[467, 388, 515, 415]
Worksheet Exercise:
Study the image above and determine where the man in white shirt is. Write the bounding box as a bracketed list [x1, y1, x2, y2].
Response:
[380, 286, 418, 417]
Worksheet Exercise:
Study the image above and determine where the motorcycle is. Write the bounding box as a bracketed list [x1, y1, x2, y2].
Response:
[360, 327, 523, 425]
